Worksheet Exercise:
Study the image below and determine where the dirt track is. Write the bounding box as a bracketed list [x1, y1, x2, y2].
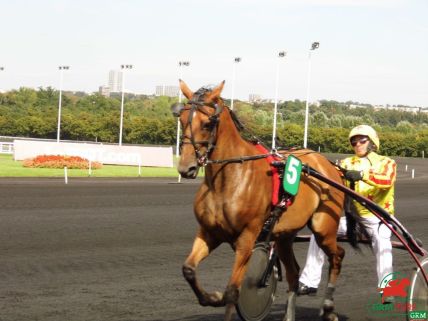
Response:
[0, 157, 427, 321]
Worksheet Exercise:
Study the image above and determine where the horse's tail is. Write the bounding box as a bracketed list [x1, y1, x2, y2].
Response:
[345, 188, 372, 250]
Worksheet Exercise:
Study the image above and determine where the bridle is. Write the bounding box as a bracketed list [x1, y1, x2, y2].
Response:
[171, 88, 223, 167]
[171, 87, 297, 167]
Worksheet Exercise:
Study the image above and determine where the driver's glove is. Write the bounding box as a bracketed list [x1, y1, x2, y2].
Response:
[344, 170, 363, 182]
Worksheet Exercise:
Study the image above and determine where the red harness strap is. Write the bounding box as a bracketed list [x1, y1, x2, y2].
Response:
[254, 143, 280, 205]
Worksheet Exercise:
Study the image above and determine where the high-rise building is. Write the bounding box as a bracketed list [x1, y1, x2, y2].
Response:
[249, 94, 262, 103]
[155, 85, 179, 97]
[108, 70, 123, 93]
[99, 85, 110, 97]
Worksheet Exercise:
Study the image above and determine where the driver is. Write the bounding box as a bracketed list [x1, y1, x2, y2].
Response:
[298, 125, 397, 303]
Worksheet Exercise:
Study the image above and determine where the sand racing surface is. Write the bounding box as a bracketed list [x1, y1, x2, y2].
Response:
[0, 156, 427, 321]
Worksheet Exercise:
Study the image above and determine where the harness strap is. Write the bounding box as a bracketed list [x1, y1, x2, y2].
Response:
[207, 153, 270, 164]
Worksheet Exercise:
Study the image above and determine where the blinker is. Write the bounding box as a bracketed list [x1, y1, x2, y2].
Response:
[171, 103, 185, 117]
[214, 103, 222, 115]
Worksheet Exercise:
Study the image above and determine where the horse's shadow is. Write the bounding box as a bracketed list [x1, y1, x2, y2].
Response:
[147, 305, 349, 321]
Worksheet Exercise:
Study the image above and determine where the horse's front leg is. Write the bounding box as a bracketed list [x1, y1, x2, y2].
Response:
[182, 228, 223, 307]
[223, 228, 259, 321]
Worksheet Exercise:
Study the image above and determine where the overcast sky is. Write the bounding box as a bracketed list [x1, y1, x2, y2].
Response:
[0, 0, 427, 107]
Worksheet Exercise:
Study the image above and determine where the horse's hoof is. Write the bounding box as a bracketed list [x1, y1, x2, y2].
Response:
[319, 299, 336, 321]
[322, 312, 338, 321]
[322, 299, 335, 313]
[199, 291, 224, 307]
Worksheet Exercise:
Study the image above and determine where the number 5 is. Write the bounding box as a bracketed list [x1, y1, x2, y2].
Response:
[286, 157, 300, 185]
[283, 155, 302, 196]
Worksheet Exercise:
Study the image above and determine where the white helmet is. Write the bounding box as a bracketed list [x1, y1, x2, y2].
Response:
[348, 125, 380, 151]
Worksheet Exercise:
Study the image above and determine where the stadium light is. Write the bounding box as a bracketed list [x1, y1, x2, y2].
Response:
[57, 66, 70, 143]
[119, 64, 133, 146]
[176, 60, 191, 156]
[272, 51, 286, 150]
[176, 60, 191, 183]
[230, 57, 242, 110]
[178, 61, 190, 106]
[303, 42, 320, 149]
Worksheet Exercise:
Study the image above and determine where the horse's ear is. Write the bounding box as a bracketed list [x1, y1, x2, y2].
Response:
[207, 80, 225, 101]
[179, 79, 193, 99]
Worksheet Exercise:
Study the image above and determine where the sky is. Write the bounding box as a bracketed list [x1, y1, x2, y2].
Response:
[0, 0, 427, 107]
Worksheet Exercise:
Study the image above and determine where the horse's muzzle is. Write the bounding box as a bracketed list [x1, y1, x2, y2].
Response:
[178, 164, 199, 179]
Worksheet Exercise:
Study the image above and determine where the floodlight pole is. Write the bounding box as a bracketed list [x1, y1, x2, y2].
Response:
[303, 42, 319, 149]
[57, 66, 70, 143]
[230, 57, 241, 110]
[176, 61, 190, 183]
[0, 67, 4, 92]
[272, 51, 286, 150]
[119, 64, 133, 146]
[176, 61, 190, 157]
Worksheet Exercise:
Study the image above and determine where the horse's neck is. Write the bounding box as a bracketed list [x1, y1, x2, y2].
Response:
[214, 109, 252, 158]
[203, 112, 250, 187]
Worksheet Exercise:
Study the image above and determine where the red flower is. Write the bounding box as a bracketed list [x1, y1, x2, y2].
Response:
[23, 155, 102, 169]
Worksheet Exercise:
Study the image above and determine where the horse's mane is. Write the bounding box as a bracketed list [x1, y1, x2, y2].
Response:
[193, 85, 245, 133]
[195, 86, 303, 151]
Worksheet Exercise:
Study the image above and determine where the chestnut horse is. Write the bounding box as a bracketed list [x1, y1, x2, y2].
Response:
[175, 80, 345, 321]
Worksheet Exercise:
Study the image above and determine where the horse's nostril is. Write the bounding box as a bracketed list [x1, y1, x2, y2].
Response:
[178, 164, 199, 179]
[187, 166, 198, 177]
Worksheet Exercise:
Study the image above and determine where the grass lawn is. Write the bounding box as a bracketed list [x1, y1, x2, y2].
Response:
[0, 154, 180, 177]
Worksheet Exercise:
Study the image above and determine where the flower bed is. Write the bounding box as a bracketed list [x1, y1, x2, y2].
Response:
[23, 155, 102, 169]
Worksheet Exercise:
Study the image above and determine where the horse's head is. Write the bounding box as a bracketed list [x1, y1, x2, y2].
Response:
[171, 80, 225, 179]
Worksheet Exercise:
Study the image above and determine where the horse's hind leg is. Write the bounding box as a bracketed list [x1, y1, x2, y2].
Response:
[316, 239, 344, 321]
[276, 235, 300, 321]
[311, 209, 344, 321]
[182, 228, 223, 307]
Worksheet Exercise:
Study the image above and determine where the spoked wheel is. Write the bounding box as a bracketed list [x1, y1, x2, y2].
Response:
[407, 257, 428, 320]
[236, 243, 278, 321]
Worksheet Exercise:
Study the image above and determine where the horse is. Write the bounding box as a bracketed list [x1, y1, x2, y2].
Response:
[173, 80, 346, 321]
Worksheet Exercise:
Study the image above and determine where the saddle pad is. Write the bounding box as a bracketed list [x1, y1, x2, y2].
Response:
[254, 143, 280, 205]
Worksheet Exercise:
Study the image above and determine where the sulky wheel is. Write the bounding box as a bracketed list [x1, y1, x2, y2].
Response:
[236, 243, 278, 321]
[407, 257, 428, 320]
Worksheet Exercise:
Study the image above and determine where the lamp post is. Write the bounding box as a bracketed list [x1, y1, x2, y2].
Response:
[272, 51, 286, 150]
[119, 64, 133, 146]
[230, 57, 241, 110]
[303, 42, 319, 149]
[0, 67, 4, 91]
[176, 61, 190, 183]
[176, 61, 190, 157]
[57, 65, 70, 143]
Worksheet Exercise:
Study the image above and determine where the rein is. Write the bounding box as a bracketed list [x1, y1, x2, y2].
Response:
[173, 87, 316, 167]
[206, 153, 274, 165]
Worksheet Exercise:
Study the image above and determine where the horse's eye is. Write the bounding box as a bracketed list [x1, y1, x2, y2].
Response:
[202, 122, 211, 130]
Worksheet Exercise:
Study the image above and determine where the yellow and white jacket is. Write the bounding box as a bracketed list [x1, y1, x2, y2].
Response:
[340, 152, 396, 218]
